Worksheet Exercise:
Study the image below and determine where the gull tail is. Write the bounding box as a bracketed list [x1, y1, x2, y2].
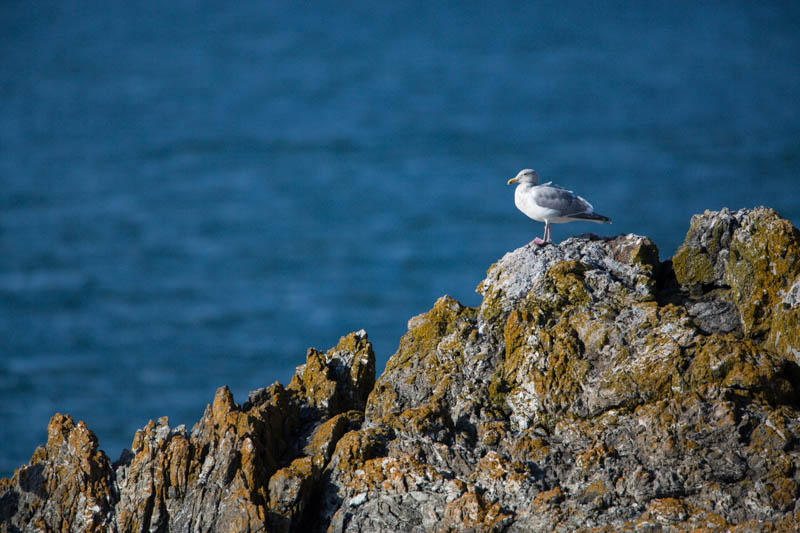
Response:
[572, 212, 612, 224]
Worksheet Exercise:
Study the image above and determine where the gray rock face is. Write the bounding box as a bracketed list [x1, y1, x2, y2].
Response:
[337, 212, 800, 531]
[2, 208, 800, 532]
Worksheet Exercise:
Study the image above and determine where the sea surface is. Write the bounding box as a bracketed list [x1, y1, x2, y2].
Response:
[2, 2, 799, 477]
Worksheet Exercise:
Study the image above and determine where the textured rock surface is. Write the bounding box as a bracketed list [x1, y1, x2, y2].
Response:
[672, 207, 800, 361]
[3, 207, 800, 532]
[1, 331, 374, 532]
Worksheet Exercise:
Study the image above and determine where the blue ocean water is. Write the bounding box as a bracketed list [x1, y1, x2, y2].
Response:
[1, 2, 799, 477]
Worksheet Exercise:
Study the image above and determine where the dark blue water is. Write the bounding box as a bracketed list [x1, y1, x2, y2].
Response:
[2, 2, 799, 477]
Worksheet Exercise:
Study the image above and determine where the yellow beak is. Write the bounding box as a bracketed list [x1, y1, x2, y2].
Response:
[507, 177, 520, 185]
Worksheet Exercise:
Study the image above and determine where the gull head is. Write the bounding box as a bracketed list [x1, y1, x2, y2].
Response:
[507, 168, 539, 185]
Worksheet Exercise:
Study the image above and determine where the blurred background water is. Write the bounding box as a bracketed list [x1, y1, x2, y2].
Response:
[1, 1, 799, 477]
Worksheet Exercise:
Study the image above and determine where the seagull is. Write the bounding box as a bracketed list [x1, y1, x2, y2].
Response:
[507, 169, 611, 245]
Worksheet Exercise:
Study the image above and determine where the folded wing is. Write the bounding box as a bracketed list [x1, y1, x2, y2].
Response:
[533, 184, 594, 216]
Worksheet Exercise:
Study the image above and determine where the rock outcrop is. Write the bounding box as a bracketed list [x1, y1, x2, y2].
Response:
[3, 207, 800, 532]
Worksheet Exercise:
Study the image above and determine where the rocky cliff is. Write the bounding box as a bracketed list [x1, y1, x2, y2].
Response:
[2, 207, 800, 532]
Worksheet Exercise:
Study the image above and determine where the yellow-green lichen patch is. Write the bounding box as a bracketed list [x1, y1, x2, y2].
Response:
[391, 396, 453, 442]
[205, 385, 291, 473]
[470, 450, 530, 488]
[532, 486, 564, 508]
[523, 486, 564, 531]
[502, 309, 537, 369]
[748, 407, 794, 452]
[441, 485, 512, 532]
[163, 431, 191, 498]
[687, 335, 796, 405]
[580, 478, 611, 510]
[575, 442, 616, 473]
[675, 208, 800, 345]
[476, 420, 509, 447]
[385, 295, 475, 373]
[726, 211, 800, 335]
[641, 497, 689, 526]
[333, 452, 441, 499]
[366, 296, 476, 422]
[637, 499, 730, 531]
[569, 309, 612, 355]
[164, 382, 306, 530]
[501, 314, 590, 426]
[267, 456, 318, 520]
[330, 330, 376, 409]
[287, 349, 341, 413]
[306, 410, 363, 470]
[602, 304, 695, 405]
[760, 476, 799, 513]
[610, 235, 660, 271]
[117, 417, 196, 530]
[534, 260, 591, 314]
[496, 265, 694, 424]
[768, 274, 800, 364]
[5, 413, 119, 533]
[324, 427, 390, 479]
[674, 248, 716, 294]
[622, 399, 694, 461]
[287, 330, 376, 416]
[479, 287, 509, 325]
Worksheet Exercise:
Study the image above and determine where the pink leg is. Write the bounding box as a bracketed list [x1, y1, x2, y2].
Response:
[531, 222, 549, 245]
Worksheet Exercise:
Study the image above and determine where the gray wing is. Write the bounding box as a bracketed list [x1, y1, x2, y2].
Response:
[534, 183, 593, 215]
